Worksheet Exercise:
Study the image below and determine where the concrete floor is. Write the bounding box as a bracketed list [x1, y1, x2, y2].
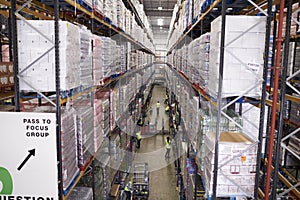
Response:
[133, 85, 179, 200]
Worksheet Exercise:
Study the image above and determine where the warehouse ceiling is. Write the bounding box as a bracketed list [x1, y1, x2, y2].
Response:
[140, 0, 177, 51]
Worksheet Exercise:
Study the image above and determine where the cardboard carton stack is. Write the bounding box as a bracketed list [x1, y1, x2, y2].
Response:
[17, 20, 81, 91]
[79, 26, 93, 88]
[75, 106, 95, 169]
[198, 33, 211, 88]
[203, 131, 257, 197]
[68, 187, 93, 200]
[94, 0, 104, 14]
[93, 35, 103, 85]
[208, 16, 266, 98]
[60, 108, 79, 190]
[0, 62, 13, 89]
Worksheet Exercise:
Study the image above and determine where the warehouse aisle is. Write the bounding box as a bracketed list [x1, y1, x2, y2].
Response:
[134, 85, 179, 200]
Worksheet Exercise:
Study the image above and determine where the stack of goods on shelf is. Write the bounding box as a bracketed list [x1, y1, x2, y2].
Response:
[1, 45, 10, 62]
[0, 62, 13, 90]
[103, 0, 113, 20]
[101, 37, 117, 78]
[74, 103, 95, 169]
[116, 0, 125, 30]
[197, 107, 210, 172]
[94, 0, 104, 14]
[187, 96, 201, 147]
[96, 91, 110, 136]
[120, 44, 126, 72]
[188, 39, 200, 85]
[208, 16, 266, 99]
[17, 20, 81, 91]
[125, 10, 133, 36]
[94, 98, 105, 152]
[111, 0, 117, 25]
[183, 0, 193, 30]
[68, 186, 93, 200]
[115, 45, 121, 74]
[199, 33, 211, 89]
[130, 50, 138, 69]
[203, 131, 257, 197]
[79, 26, 93, 88]
[111, 87, 120, 126]
[93, 35, 103, 85]
[60, 108, 79, 191]
[167, 4, 180, 50]
[194, 0, 202, 19]
[290, 100, 300, 126]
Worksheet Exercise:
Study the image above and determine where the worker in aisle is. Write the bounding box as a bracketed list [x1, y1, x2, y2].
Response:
[136, 131, 142, 149]
[165, 136, 171, 158]
[124, 180, 132, 200]
[156, 100, 160, 116]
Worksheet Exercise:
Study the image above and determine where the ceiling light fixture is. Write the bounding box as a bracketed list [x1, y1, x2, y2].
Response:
[157, 18, 163, 26]
[160, 26, 163, 29]
[158, 6, 162, 10]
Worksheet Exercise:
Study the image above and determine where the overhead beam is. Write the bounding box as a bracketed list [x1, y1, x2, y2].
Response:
[144, 10, 173, 16]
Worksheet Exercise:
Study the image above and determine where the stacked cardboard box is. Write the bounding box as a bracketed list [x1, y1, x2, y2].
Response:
[17, 20, 80, 91]
[74, 105, 95, 168]
[116, 0, 125, 30]
[199, 33, 211, 88]
[68, 187, 93, 200]
[79, 26, 93, 88]
[94, 98, 105, 152]
[94, 0, 104, 14]
[208, 16, 266, 98]
[1, 45, 10, 62]
[103, 0, 113, 20]
[60, 108, 79, 190]
[194, 0, 202, 19]
[0, 62, 13, 88]
[203, 131, 257, 197]
[93, 35, 103, 85]
[100, 37, 117, 77]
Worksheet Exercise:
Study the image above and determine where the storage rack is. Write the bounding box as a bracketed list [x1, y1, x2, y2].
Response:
[166, 0, 300, 199]
[1, 0, 157, 199]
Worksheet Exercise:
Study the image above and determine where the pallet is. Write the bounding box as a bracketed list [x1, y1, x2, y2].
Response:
[76, 0, 93, 12]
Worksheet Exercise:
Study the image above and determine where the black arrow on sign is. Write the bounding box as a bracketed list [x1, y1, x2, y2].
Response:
[17, 149, 36, 171]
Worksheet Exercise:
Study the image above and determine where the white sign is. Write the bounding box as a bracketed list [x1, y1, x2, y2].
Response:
[247, 62, 260, 74]
[0, 112, 58, 200]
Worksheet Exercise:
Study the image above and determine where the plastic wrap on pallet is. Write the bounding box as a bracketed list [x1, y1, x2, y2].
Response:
[33, 106, 79, 190]
[79, 26, 93, 87]
[1, 45, 10, 62]
[94, 99, 105, 151]
[94, 0, 104, 14]
[17, 20, 80, 91]
[203, 131, 257, 197]
[60, 108, 79, 190]
[74, 106, 94, 168]
[93, 34, 103, 85]
[68, 187, 93, 200]
[208, 16, 266, 98]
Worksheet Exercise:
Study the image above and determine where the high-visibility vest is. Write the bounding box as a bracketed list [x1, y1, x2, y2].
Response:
[137, 132, 142, 140]
[156, 102, 160, 108]
[165, 106, 169, 111]
[124, 185, 130, 191]
[166, 140, 171, 149]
